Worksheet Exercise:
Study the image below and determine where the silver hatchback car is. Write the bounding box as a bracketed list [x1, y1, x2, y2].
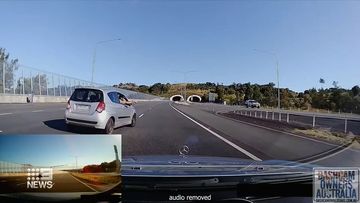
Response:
[65, 87, 136, 134]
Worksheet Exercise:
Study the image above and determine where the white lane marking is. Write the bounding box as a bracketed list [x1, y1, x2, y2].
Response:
[31, 110, 44, 113]
[216, 110, 339, 147]
[16, 183, 26, 186]
[170, 103, 262, 161]
[0, 113, 13, 116]
[68, 173, 98, 192]
[306, 142, 354, 164]
[0, 130, 2, 133]
[139, 113, 144, 118]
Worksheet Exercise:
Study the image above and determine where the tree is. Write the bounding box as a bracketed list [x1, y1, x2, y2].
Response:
[243, 83, 253, 100]
[215, 84, 224, 102]
[0, 48, 19, 93]
[332, 81, 339, 89]
[149, 83, 163, 95]
[319, 78, 325, 89]
[138, 85, 149, 93]
[252, 85, 262, 101]
[351, 85, 360, 96]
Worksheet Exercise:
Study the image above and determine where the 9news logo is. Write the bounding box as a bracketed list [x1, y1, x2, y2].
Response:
[26, 168, 54, 189]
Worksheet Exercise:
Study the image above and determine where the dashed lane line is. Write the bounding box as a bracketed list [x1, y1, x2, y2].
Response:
[0, 113, 13, 116]
[31, 110, 44, 113]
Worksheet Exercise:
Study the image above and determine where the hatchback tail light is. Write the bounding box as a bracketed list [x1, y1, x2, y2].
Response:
[66, 100, 71, 109]
[96, 101, 105, 113]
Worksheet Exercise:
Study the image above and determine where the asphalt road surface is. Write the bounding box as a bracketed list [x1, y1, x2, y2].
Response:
[0, 101, 359, 167]
[0, 172, 96, 193]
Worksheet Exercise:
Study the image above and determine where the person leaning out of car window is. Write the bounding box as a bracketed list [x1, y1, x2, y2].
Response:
[119, 96, 135, 106]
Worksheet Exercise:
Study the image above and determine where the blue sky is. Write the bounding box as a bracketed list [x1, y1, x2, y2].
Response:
[0, 0, 359, 92]
[0, 135, 121, 168]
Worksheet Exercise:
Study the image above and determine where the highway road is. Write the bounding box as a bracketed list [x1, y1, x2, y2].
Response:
[0, 171, 96, 193]
[0, 101, 359, 167]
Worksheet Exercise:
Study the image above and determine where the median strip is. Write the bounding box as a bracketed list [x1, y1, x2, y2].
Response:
[169, 103, 262, 161]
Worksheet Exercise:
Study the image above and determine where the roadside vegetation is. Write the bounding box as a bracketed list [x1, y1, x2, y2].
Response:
[114, 81, 360, 114]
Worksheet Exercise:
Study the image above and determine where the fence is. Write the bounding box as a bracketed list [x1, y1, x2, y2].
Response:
[0, 160, 35, 174]
[0, 61, 160, 101]
[233, 109, 360, 135]
[0, 62, 105, 97]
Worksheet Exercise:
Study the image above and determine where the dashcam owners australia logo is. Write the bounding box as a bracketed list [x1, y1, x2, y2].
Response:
[313, 167, 359, 203]
[26, 168, 54, 189]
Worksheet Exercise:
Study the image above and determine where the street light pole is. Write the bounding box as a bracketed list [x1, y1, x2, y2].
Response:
[253, 49, 281, 110]
[91, 38, 121, 84]
[276, 59, 280, 110]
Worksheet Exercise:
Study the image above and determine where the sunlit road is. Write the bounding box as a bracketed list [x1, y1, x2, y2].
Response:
[0, 101, 359, 167]
[0, 172, 95, 193]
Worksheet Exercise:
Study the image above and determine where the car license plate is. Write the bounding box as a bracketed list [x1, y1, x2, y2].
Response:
[77, 105, 90, 111]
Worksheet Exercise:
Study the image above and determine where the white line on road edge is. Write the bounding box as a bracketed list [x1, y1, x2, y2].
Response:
[69, 173, 98, 192]
[0, 113, 13, 116]
[170, 103, 262, 161]
[0, 130, 2, 133]
[31, 110, 44, 113]
[139, 113, 144, 118]
[216, 110, 339, 147]
[306, 142, 354, 164]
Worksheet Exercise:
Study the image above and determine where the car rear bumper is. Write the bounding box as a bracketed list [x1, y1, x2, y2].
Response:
[65, 110, 108, 129]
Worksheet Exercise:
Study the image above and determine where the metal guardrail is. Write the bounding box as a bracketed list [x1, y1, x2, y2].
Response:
[233, 109, 360, 135]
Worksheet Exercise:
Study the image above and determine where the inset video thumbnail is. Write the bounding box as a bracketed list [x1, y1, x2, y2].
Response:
[0, 134, 121, 202]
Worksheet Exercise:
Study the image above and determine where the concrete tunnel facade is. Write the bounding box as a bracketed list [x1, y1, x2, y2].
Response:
[170, 94, 202, 102]
[187, 95, 202, 102]
[169, 95, 184, 101]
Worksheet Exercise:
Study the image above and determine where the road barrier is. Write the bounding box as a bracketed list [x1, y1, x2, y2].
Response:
[0, 161, 33, 174]
[234, 109, 360, 135]
[0, 61, 159, 103]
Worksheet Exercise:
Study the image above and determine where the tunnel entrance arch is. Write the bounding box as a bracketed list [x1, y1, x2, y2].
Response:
[187, 95, 202, 102]
[170, 95, 184, 101]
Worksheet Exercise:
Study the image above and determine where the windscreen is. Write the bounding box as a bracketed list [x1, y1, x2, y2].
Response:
[1, 0, 360, 202]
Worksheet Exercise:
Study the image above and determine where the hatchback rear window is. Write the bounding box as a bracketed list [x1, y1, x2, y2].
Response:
[70, 89, 103, 102]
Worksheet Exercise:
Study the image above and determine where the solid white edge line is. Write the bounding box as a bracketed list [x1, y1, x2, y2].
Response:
[139, 113, 144, 118]
[0, 113, 13, 116]
[170, 103, 262, 161]
[68, 173, 98, 192]
[0, 130, 2, 133]
[216, 110, 339, 147]
[306, 142, 354, 164]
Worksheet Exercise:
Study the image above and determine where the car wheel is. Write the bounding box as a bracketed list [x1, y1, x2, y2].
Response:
[104, 118, 114, 134]
[130, 113, 136, 127]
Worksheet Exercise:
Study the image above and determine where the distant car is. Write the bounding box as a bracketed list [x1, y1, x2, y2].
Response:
[244, 100, 260, 108]
[65, 87, 136, 134]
